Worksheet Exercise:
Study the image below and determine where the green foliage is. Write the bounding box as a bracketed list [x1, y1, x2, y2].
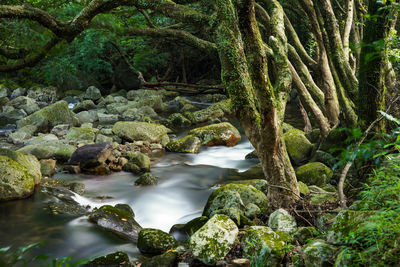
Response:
[0, 242, 90, 267]
[337, 161, 400, 266]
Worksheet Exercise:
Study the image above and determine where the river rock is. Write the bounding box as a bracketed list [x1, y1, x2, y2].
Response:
[84, 86, 102, 102]
[0, 108, 27, 125]
[40, 159, 56, 177]
[135, 172, 158, 186]
[165, 135, 201, 153]
[76, 111, 96, 124]
[73, 100, 96, 113]
[69, 142, 113, 175]
[203, 184, 268, 225]
[268, 208, 297, 234]
[51, 124, 70, 138]
[189, 122, 241, 147]
[189, 214, 238, 265]
[95, 134, 113, 143]
[170, 216, 209, 241]
[54, 145, 77, 162]
[113, 121, 169, 144]
[85, 251, 130, 266]
[65, 126, 98, 144]
[43, 186, 89, 216]
[293, 227, 318, 244]
[241, 226, 290, 266]
[24, 133, 59, 146]
[0, 148, 41, 185]
[18, 145, 59, 160]
[8, 96, 39, 115]
[89, 204, 142, 241]
[124, 152, 150, 172]
[168, 113, 192, 128]
[284, 129, 313, 165]
[296, 162, 333, 186]
[138, 228, 178, 255]
[141, 250, 178, 267]
[302, 240, 337, 267]
[0, 155, 35, 201]
[191, 99, 232, 124]
[17, 100, 79, 133]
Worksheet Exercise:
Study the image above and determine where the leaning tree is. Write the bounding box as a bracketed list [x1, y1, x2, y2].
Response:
[0, 0, 398, 207]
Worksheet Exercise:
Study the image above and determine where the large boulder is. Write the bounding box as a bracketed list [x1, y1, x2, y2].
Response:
[284, 129, 313, 165]
[17, 100, 79, 133]
[189, 122, 241, 147]
[18, 145, 59, 160]
[241, 226, 290, 266]
[165, 135, 201, 153]
[69, 142, 113, 175]
[0, 155, 35, 201]
[191, 99, 232, 124]
[0, 148, 41, 185]
[203, 183, 268, 225]
[89, 204, 142, 241]
[137, 228, 178, 255]
[268, 209, 297, 234]
[302, 240, 337, 267]
[113, 121, 169, 144]
[189, 214, 238, 265]
[295, 162, 333, 186]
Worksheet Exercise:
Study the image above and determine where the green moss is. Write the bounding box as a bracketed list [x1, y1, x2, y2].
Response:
[113, 121, 169, 143]
[283, 129, 313, 165]
[65, 127, 97, 143]
[86, 251, 129, 266]
[296, 162, 333, 186]
[165, 135, 201, 153]
[138, 228, 178, 255]
[189, 122, 241, 147]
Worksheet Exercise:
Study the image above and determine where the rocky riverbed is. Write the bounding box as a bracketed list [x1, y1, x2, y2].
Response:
[0, 84, 364, 266]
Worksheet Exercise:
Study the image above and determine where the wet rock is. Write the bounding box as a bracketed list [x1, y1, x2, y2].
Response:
[68, 182, 85, 195]
[113, 121, 169, 144]
[69, 142, 113, 175]
[89, 204, 142, 241]
[135, 172, 158, 186]
[284, 129, 313, 165]
[241, 226, 290, 266]
[0, 148, 41, 185]
[268, 208, 297, 234]
[302, 240, 337, 267]
[40, 159, 56, 177]
[138, 228, 178, 255]
[189, 122, 241, 147]
[141, 250, 178, 267]
[296, 162, 333, 186]
[43, 186, 89, 216]
[190, 214, 238, 265]
[17, 100, 79, 133]
[165, 135, 201, 153]
[203, 184, 268, 224]
[170, 216, 209, 240]
[83, 86, 102, 102]
[245, 150, 258, 160]
[85, 251, 130, 266]
[0, 155, 35, 201]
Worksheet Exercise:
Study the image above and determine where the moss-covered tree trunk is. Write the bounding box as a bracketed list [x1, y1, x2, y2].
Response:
[359, 0, 397, 131]
[215, 0, 299, 208]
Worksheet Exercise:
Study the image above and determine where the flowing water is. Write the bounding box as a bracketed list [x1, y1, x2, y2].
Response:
[0, 137, 255, 263]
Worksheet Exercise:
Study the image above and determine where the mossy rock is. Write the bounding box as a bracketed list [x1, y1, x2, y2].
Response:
[123, 162, 141, 174]
[191, 99, 232, 124]
[189, 214, 238, 265]
[17, 100, 79, 133]
[135, 172, 158, 186]
[284, 129, 313, 165]
[302, 240, 337, 267]
[167, 113, 192, 128]
[124, 152, 150, 172]
[296, 162, 333, 186]
[40, 159, 56, 177]
[169, 216, 209, 242]
[138, 228, 178, 255]
[310, 150, 337, 168]
[18, 145, 59, 160]
[0, 155, 35, 201]
[141, 250, 178, 267]
[268, 209, 297, 234]
[113, 121, 169, 144]
[73, 99, 96, 113]
[85, 251, 130, 266]
[89, 204, 142, 241]
[203, 184, 268, 219]
[189, 122, 241, 147]
[298, 181, 310, 195]
[308, 185, 338, 205]
[83, 86, 102, 101]
[165, 135, 201, 154]
[54, 145, 76, 162]
[293, 227, 318, 244]
[0, 148, 41, 185]
[320, 129, 348, 152]
[241, 226, 289, 267]
[65, 126, 97, 143]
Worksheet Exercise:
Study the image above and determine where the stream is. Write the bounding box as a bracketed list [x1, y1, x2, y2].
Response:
[0, 137, 255, 263]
